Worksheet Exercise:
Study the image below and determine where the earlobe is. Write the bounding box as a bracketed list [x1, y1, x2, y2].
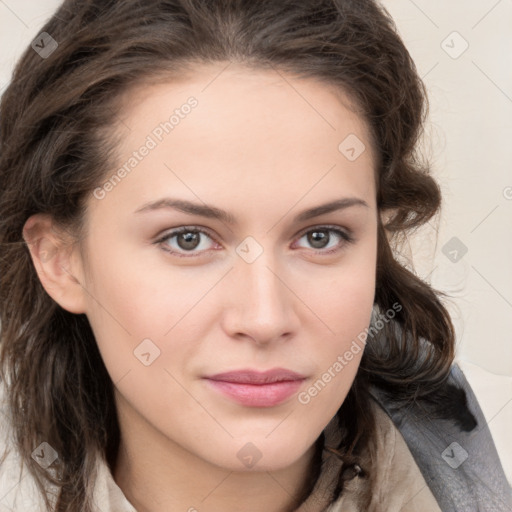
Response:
[23, 214, 87, 314]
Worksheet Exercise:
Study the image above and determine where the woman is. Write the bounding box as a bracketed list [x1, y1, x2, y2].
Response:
[0, 0, 510, 511]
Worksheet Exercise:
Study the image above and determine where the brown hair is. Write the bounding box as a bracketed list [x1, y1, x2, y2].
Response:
[0, 0, 474, 510]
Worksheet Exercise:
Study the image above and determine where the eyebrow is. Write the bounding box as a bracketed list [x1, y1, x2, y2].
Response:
[134, 197, 369, 225]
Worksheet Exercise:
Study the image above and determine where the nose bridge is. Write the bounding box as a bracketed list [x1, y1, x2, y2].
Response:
[248, 257, 284, 309]
[227, 244, 295, 341]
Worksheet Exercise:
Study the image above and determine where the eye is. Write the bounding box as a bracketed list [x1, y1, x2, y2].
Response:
[155, 225, 355, 258]
[293, 226, 355, 255]
[156, 227, 220, 258]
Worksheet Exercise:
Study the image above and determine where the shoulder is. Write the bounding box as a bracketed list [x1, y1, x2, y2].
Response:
[369, 364, 512, 512]
[366, 399, 442, 510]
[324, 398, 441, 512]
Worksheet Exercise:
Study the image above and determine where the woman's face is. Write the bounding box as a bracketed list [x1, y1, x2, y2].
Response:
[76, 64, 378, 471]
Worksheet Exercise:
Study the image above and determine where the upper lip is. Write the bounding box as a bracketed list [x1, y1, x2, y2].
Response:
[204, 368, 306, 385]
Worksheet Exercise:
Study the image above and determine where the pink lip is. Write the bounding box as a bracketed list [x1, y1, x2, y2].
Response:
[203, 368, 306, 407]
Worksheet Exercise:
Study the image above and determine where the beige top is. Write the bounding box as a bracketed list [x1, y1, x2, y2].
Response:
[298, 402, 442, 511]
[0, 398, 441, 511]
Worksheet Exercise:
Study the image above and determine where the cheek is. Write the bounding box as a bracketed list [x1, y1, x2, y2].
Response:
[306, 235, 377, 340]
[301, 236, 377, 392]
[297, 272, 376, 422]
[315, 276, 374, 383]
[83, 244, 191, 334]
[80, 244, 217, 381]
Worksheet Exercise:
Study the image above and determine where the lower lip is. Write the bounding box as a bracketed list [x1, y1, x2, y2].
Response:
[204, 379, 304, 407]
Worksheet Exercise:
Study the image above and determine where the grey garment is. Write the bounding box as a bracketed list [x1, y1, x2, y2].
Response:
[370, 364, 512, 512]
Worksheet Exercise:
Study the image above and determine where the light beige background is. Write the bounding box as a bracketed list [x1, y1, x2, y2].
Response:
[1, 0, 510, 482]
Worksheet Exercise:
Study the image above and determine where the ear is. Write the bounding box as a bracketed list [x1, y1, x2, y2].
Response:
[23, 214, 87, 314]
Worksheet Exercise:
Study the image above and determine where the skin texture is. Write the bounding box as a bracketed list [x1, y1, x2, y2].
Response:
[24, 63, 379, 512]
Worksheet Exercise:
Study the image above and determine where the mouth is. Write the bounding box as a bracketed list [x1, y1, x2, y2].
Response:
[202, 368, 307, 407]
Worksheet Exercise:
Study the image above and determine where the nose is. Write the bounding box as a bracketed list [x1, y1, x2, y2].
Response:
[220, 251, 300, 346]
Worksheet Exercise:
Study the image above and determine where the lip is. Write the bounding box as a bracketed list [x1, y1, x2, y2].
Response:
[203, 368, 306, 407]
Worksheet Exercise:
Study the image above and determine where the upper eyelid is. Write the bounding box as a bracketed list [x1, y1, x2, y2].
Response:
[295, 224, 351, 237]
[157, 225, 219, 243]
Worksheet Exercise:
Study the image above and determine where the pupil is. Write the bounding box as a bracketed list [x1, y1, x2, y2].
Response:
[308, 230, 329, 249]
[178, 232, 200, 250]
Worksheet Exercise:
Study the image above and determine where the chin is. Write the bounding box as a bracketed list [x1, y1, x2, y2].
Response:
[205, 438, 314, 473]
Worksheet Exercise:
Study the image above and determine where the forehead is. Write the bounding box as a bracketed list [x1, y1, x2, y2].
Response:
[104, 63, 376, 210]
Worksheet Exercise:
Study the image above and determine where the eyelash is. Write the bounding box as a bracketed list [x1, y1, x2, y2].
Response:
[154, 225, 355, 259]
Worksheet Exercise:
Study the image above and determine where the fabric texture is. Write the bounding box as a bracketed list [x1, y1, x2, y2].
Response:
[370, 364, 512, 512]
[0, 364, 510, 511]
[298, 400, 442, 512]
